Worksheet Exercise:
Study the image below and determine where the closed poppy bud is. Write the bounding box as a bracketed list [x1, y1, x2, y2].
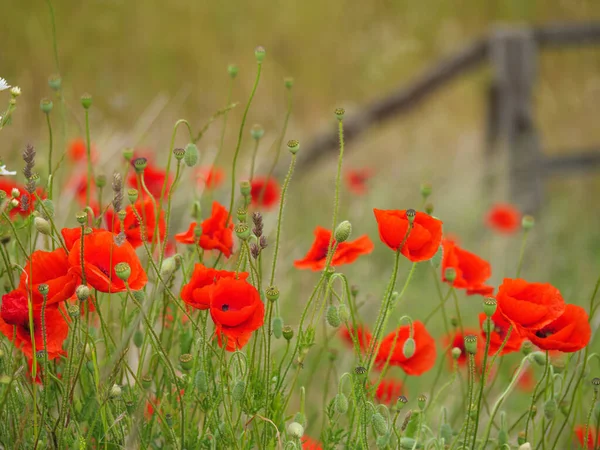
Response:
[67, 304, 80, 319]
[115, 262, 131, 281]
[240, 181, 251, 197]
[34, 217, 51, 235]
[372, 412, 388, 435]
[76, 285, 90, 302]
[420, 183, 432, 200]
[464, 335, 478, 355]
[232, 380, 245, 402]
[399, 437, 420, 449]
[403, 338, 416, 358]
[519, 444, 532, 450]
[335, 107, 345, 120]
[338, 304, 349, 322]
[287, 139, 300, 155]
[109, 384, 122, 399]
[272, 317, 284, 339]
[521, 341, 534, 355]
[254, 46, 266, 63]
[179, 353, 193, 372]
[228, 64, 239, 78]
[141, 375, 152, 389]
[483, 298, 497, 317]
[282, 326, 294, 341]
[334, 221, 352, 243]
[266, 286, 280, 302]
[40, 98, 53, 114]
[123, 147, 134, 161]
[335, 393, 349, 414]
[133, 330, 143, 348]
[417, 394, 427, 411]
[160, 256, 177, 280]
[184, 143, 199, 167]
[326, 305, 341, 328]
[543, 398, 556, 420]
[522, 215, 535, 230]
[444, 267, 456, 283]
[250, 124, 264, 140]
[81, 93, 92, 109]
[451, 347, 462, 360]
[287, 422, 304, 439]
[127, 188, 138, 204]
[195, 370, 208, 394]
[531, 352, 547, 366]
[559, 400, 569, 416]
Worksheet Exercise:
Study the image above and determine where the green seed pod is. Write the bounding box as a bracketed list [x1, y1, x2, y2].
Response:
[425, 203, 434, 215]
[41, 199, 55, 218]
[522, 215, 535, 230]
[48, 74, 62, 91]
[372, 412, 387, 436]
[272, 317, 284, 339]
[173, 148, 185, 161]
[521, 341, 534, 355]
[141, 375, 152, 389]
[184, 143, 199, 167]
[109, 384, 122, 399]
[326, 305, 341, 328]
[254, 46, 266, 63]
[266, 286, 280, 302]
[160, 256, 178, 280]
[195, 370, 208, 394]
[122, 147, 134, 161]
[80, 93, 92, 109]
[282, 326, 294, 341]
[334, 221, 352, 243]
[417, 394, 427, 411]
[179, 353, 193, 372]
[227, 64, 239, 78]
[115, 262, 131, 281]
[127, 188, 138, 204]
[451, 347, 462, 360]
[165, 413, 173, 427]
[284, 77, 294, 89]
[483, 297, 497, 317]
[334, 393, 349, 414]
[232, 380, 245, 402]
[334, 107, 345, 120]
[444, 267, 456, 283]
[395, 395, 408, 411]
[464, 335, 478, 355]
[240, 180, 251, 197]
[235, 223, 251, 240]
[403, 338, 416, 358]
[133, 330, 144, 348]
[400, 437, 422, 449]
[40, 98, 53, 114]
[406, 209, 416, 224]
[420, 183, 432, 200]
[287, 139, 300, 155]
[544, 398, 557, 421]
[250, 124, 264, 140]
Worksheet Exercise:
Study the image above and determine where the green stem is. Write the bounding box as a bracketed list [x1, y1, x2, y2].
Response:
[471, 317, 492, 449]
[46, 113, 54, 199]
[516, 229, 530, 278]
[84, 108, 92, 207]
[324, 118, 345, 269]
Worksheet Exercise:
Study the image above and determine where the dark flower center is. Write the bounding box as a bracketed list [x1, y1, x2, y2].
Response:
[535, 329, 553, 338]
[221, 304, 229, 312]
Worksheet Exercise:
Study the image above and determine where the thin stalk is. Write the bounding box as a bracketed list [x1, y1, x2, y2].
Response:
[84, 108, 93, 206]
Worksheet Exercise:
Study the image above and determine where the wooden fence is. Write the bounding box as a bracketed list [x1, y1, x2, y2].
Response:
[295, 23, 600, 212]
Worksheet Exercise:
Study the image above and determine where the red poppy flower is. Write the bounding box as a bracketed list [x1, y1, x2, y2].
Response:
[61, 227, 103, 250]
[250, 177, 280, 209]
[478, 312, 524, 356]
[301, 437, 323, 450]
[127, 156, 172, 199]
[443, 329, 483, 368]
[0, 289, 69, 360]
[485, 203, 520, 234]
[340, 325, 373, 353]
[345, 168, 374, 195]
[67, 230, 147, 293]
[175, 202, 234, 258]
[575, 425, 599, 449]
[180, 264, 248, 310]
[375, 321, 437, 376]
[375, 378, 404, 405]
[373, 209, 443, 262]
[106, 199, 166, 248]
[197, 166, 225, 190]
[467, 285, 495, 296]
[68, 138, 97, 163]
[0, 179, 43, 218]
[68, 174, 95, 206]
[525, 304, 590, 353]
[19, 248, 79, 306]
[441, 239, 492, 294]
[294, 226, 374, 271]
[496, 278, 566, 332]
[209, 278, 264, 351]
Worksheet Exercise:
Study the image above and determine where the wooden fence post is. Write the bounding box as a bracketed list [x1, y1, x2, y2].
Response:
[489, 27, 543, 213]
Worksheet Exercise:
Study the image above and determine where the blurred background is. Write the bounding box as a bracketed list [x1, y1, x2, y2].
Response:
[2, 0, 600, 408]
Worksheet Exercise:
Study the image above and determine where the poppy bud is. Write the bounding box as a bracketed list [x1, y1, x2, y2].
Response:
[160, 256, 178, 280]
[165, 413, 173, 428]
[133, 157, 147, 174]
[293, 412, 306, 428]
[195, 370, 208, 394]
[399, 437, 420, 449]
[420, 183, 432, 200]
[34, 217, 51, 235]
[232, 380, 245, 402]
[109, 384, 122, 399]
[173, 147, 185, 161]
[287, 139, 300, 155]
[40, 98, 53, 114]
[227, 64, 239, 78]
[254, 46, 266, 63]
[141, 375, 152, 390]
[184, 143, 199, 167]
[287, 422, 304, 439]
[517, 431, 526, 445]
[372, 412, 388, 435]
[127, 188, 138, 204]
[96, 174, 106, 188]
[284, 77, 294, 89]
[67, 304, 80, 319]
[122, 147, 134, 161]
[80, 93, 92, 109]
[519, 443, 532, 450]
[440, 422, 453, 444]
[76, 211, 87, 224]
[521, 341, 534, 355]
[560, 400, 570, 416]
[464, 335, 478, 355]
[326, 305, 341, 328]
[282, 326, 294, 341]
[334, 393, 349, 414]
[266, 286, 280, 302]
[483, 297, 497, 317]
[402, 337, 416, 358]
[240, 181, 251, 197]
[8, 198, 18, 210]
[9, 188, 18, 199]
[334, 107, 345, 121]
[235, 223, 251, 241]
[37, 284, 49, 297]
[76, 285, 90, 302]
[132, 290, 145, 303]
[405, 209, 416, 224]
[430, 244, 443, 269]
[133, 330, 143, 348]
[237, 207, 247, 222]
[522, 215, 535, 231]
[444, 267, 456, 283]
[417, 394, 427, 411]
[272, 317, 284, 339]
[424, 203, 434, 215]
[544, 398, 556, 420]
[334, 220, 352, 243]
[250, 124, 264, 140]
[179, 353, 193, 372]
[48, 74, 61, 91]
[338, 304, 349, 322]
[115, 262, 131, 281]
[531, 352, 547, 366]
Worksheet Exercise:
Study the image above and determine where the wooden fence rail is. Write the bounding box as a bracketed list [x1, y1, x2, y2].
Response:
[295, 22, 600, 212]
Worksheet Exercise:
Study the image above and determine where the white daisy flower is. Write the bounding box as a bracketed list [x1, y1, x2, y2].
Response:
[0, 78, 10, 91]
[0, 165, 17, 176]
[10, 86, 21, 97]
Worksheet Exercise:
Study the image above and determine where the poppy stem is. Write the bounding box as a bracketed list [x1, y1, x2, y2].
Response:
[516, 228, 531, 278]
[46, 112, 54, 200]
[470, 318, 493, 449]
[450, 288, 465, 339]
[159, 159, 183, 264]
[212, 76, 235, 167]
[524, 351, 550, 441]
[84, 108, 93, 207]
